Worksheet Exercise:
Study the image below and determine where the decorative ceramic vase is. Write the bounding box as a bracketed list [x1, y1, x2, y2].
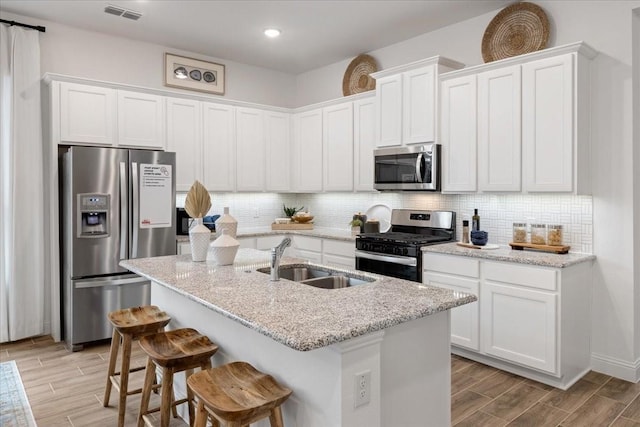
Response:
[209, 229, 240, 265]
[189, 218, 211, 262]
[215, 207, 238, 238]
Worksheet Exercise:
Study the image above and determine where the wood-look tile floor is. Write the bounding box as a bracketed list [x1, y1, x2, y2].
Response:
[2, 336, 640, 426]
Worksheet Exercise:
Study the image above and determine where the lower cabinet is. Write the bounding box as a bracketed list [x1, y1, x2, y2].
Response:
[423, 252, 592, 389]
[322, 239, 355, 269]
[290, 235, 323, 264]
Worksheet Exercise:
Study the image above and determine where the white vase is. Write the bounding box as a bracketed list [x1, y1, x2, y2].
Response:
[209, 229, 240, 265]
[189, 218, 211, 262]
[215, 207, 238, 238]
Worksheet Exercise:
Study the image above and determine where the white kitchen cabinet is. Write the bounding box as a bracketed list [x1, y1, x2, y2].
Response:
[177, 241, 191, 255]
[292, 109, 323, 192]
[236, 237, 256, 249]
[166, 98, 202, 192]
[322, 239, 355, 269]
[375, 74, 402, 147]
[264, 111, 291, 192]
[482, 280, 557, 373]
[477, 65, 521, 192]
[59, 82, 116, 145]
[353, 97, 376, 192]
[423, 251, 592, 389]
[373, 57, 464, 148]
[291, 235, 323, 264]
[522, 54, 574, 192]
[116, 90, 165, 149]
[202, 102, 235, 192]
[235, 107, 265, 191]
[256, 235, 292, 256]
[440, 75, 477, 192]
[323, 102, 354, 191]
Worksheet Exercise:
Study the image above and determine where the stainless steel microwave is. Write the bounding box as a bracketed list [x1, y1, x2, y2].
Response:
[374, 144, 441, 191]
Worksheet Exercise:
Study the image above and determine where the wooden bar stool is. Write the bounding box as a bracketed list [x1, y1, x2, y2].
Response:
[138, 328, 219, 427]
[187, 361, 292, 427]
[104, 305, 172, 427]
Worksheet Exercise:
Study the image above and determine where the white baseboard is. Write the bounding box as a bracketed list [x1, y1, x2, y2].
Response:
[591, 353, 640, 383]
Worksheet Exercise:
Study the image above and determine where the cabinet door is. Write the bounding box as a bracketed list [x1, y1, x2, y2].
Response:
[522, 54, 573, 192]
[117, 90, 165, 148]
[424, 272, 480, 351]
[166, 98, 202, 192]
[353, 98, 376, 192]
[323, 103, 353, 191]
[441, 75, 477, 192]
[202, 102, 235, 192]
[402, 66, 436, 144]
[264, 111, 291, 192]
[481, 281, 557, 374]
[323, 239, 355, 269]
[177, 241, 191, 255]
[292, 109, 323, 192]
[59, 82, 116, 145]
[478, 66, 522, 192]
[235, 107, 265, 191]
[256, 235, 291, 256]
[376, 74, 402, 147]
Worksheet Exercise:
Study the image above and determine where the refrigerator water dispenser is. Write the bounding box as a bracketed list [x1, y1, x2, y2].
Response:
[77, 193, 110, 237]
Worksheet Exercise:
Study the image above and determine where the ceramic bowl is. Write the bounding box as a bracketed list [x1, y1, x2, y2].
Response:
[470, 230, 488, 246]
[292, 214, 314, 224]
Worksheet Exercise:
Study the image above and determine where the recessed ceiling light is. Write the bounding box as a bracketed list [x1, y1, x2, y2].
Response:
[264, 28, 281, 38]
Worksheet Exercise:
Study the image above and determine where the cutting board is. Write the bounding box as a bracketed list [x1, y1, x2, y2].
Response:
[271, 223, 313, 230]
[456, 242, 500, 250]
[509, 242, 570, 254]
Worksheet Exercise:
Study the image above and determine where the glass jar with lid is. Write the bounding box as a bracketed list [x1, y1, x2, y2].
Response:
[547, 225, 563, 246]
[530, 224, 547, 245]
[512, 223, 527, 243]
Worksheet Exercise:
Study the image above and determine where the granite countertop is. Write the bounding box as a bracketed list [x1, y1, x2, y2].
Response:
[120, 249, 476, 352]
[423, 242, 595, 268]
[176, 226, 356, 243]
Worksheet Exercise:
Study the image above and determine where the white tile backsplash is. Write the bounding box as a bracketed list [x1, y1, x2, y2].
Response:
[176, 192, 593, 253]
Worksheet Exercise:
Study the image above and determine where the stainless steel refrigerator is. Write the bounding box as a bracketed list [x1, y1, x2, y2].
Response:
[60, 146, 176, 350]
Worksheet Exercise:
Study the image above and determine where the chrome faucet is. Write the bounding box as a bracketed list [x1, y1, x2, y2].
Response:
[270, 237, 292, 281]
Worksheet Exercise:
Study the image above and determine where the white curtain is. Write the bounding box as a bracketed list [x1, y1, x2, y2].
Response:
[0, 24, 44, 342]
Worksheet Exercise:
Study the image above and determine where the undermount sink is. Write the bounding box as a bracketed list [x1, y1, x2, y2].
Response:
[256, 265, 375, 289]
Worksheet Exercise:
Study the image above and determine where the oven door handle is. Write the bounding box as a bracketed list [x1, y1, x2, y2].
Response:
[355, 250, 417, 266]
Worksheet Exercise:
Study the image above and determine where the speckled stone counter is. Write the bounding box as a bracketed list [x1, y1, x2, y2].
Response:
[422, 242, 595, 268]
[176, 226, 356, 243]
[120, 249, 475, 352]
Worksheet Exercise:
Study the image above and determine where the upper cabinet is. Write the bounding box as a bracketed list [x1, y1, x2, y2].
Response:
[264, 111, 291, 192]
[166, 98, 202, 192]
[59, 82, 116, 145]
[372, 56, 464, 148]
[117, 90, 165, 149]
[440, 42, 597, 195]
[202, 102, 236, 192]
[323, 102, 354, 191]
[353, 98, 376, 191]
[235, 107, 265, 192]
[292, 108, 323, 192]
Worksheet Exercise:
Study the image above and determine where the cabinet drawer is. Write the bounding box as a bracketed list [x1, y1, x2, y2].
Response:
[256, 235, 288, 250]
[423, 253, 479, 278]
[484, 261, 557, 291]
[293, 236, 322, 252]
[323, 239, 354, 257]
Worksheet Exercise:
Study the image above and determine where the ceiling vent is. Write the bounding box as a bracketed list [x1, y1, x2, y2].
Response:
[104, 4, 142, 20]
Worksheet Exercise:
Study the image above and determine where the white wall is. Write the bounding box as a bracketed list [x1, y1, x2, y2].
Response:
[0, 11, 297, 108]
[297, 1, 640, 380]
[633, 7, 640, 362]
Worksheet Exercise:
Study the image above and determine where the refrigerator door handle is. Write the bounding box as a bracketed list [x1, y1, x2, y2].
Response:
[131, 161, 139, 258]
[119, 161, 127, 260]
[74, 276, 147, 289]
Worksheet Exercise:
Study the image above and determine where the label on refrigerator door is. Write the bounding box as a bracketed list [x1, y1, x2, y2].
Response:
[139, 164, 172, 228]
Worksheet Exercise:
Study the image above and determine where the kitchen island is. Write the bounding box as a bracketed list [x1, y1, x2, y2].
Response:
[121, 249, 476, 427]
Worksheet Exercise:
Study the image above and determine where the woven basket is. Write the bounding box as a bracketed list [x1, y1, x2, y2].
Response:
[482, 2, 550, 63]
[342, 54, 378, 96]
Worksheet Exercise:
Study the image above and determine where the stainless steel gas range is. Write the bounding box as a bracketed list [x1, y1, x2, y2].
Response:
[355, 209, 456, 282]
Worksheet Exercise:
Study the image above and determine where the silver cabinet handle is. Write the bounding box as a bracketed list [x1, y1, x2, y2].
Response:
[131, 161, 138, 258]
[355, 250, 417, 266]
[119, 161, 127, 260]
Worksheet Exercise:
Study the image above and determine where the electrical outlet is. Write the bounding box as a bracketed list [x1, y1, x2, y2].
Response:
[253, 207, 259, 218]
[354, 370, 371, 408]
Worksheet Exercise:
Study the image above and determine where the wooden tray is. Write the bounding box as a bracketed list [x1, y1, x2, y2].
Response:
[271, 223, 313, 230]
[509, 242, 570, 254]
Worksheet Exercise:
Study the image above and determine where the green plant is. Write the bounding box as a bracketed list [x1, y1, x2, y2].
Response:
[349, 218, 363, 228]
[283, 204, 304, 217]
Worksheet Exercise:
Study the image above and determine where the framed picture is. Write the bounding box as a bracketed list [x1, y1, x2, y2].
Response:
[164, 53, 225, 95]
